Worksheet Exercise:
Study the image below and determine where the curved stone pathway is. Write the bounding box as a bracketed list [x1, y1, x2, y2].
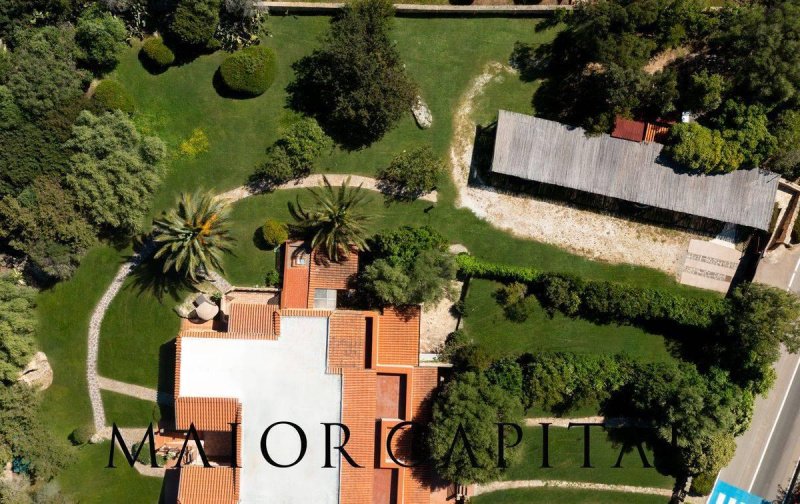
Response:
[86, 173, 433, 438]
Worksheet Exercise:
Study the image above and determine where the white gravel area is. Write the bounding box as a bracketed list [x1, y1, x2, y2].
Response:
[420, 280, 462, 353]
[449, 62, 707, 275]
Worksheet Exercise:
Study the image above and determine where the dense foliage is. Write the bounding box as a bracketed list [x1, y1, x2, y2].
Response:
[152, 192, 234, 283]
[361, 226, 456, 306]
[64, 110, 166, 237]
[377, 145, 444, 201]
[288, 177, 371, 261]
[6, 26, 86, 119]
[428, 372, 522, 484]
[219, 45, 276, 96]
[169, 0, 221, 50]
[0, 275, 36, 383]
[250, 118, 332, 189]
[287, 0, 417, 148]
[75, 5, 128, 73]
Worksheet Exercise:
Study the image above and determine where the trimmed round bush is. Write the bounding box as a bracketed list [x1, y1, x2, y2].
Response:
[141, 37, 175, 68]
[219, 46, 277, 97]
[261, 219, 288, 248]
[70, 425, 94, 445]
[93, 80, 135, 114]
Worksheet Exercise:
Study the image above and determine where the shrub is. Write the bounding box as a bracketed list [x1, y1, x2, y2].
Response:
[690, 471, 716, 496]
[219, 45, 277, 97]
[484, 358, 523, 399]
[494, 282, 527, 307]
[456, 255, 726, 329]
[141, 37, 175, 68]
[504, 296, 537, 323]
[377, 145, 444, 201]
[539, 274, 582, 316]
[264, 269, 280, 286]
[261, 219, 288, 248]
[92, 80, 135, 114]
[179, 128, 210, 158]
[440, 329, 470, 362]
[69, 425, 94, 445]
[250, 118, 331, 189]
[170, 0, 221, 49]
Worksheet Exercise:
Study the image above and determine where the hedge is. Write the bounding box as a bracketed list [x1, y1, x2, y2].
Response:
[456, 254, 726, 329]
[93, 79, 135, 114]
[219, 45, 277, 97]
[141, 37, 175, 68]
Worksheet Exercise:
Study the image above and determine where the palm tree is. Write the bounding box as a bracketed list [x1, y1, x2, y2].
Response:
[152, 191, 234, 282]
[288, 176, 371, 261]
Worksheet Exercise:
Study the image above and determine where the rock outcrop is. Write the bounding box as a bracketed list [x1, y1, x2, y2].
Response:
[17, 352, 53, 390]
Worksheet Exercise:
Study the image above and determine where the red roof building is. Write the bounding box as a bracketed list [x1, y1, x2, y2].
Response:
[611, 116, 671, 144]
[169, 243, 449, 503]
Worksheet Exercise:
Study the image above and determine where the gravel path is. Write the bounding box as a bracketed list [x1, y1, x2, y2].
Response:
[218, 174, 438, 203]
[473, 479, 674, 498]
[97, 376, 162, 403]
[87, 262, 136, 434]
[448, 62, 704, 275]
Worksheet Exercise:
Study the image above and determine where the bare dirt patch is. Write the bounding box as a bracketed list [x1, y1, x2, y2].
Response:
[449, 62, 707, 275]
[643, 47, 690, 75]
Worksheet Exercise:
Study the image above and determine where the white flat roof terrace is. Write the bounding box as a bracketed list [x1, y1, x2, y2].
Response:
[179, 316, 342, 503]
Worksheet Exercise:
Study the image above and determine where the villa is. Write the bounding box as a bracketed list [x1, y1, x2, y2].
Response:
[169, 241, 450, 503]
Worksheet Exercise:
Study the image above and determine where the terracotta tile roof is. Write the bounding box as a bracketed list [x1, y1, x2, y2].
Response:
[340, 368, 377, 504]
[307, 248, 359, 307]
[177, 466, 239, 504]
[611, 116, 646, 142]
[279, 308, 333, 318]
[404, 367, 440, 504]
[377, 307, 421, 367]
[227, 302, 278, 338]
[328, 311, 368, 373]
[644, 122, 671, 143]
[280, 241, 311, 309]
[175, 337, 182, 397]
[175, 397, 240, 432]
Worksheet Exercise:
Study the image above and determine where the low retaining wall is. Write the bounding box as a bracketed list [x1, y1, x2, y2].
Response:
[255, 1, 572, 16]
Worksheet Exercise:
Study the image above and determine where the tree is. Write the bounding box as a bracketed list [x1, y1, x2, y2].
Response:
[152, 192, 234, 283]
[770, 109, 800, 179]
[0, 177, 95, 281]
[711, 100, 776, 169]
[428, 372, 521, 484]
[0, 274, 36, 383]
[5, 26, 85, 118]
[718, 283, 800, 393]
[377, 145, 444, 201]
[663, 122, 743, 173]
[361, 226, 456, 306]
[75, 5, 127, 73]
[169, 0, 221, 49]
[287, 0, 417, 148]
[681, 431, 736, 476]
[711, 0, 800, 108]
[63, 110, 166, 237]
[686, 71, 727, 114]
[288, 176, 371, 261]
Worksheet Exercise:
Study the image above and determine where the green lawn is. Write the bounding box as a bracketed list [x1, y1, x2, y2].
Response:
[473, 488, 670, 504]
[102, 391, 161, 428]
[464, 279, 677, 362]
[501, 427, 674, 488]
[57, 442, 164, 504]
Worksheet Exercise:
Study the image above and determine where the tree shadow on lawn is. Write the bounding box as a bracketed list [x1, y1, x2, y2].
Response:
[129, 255, 191, 303]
